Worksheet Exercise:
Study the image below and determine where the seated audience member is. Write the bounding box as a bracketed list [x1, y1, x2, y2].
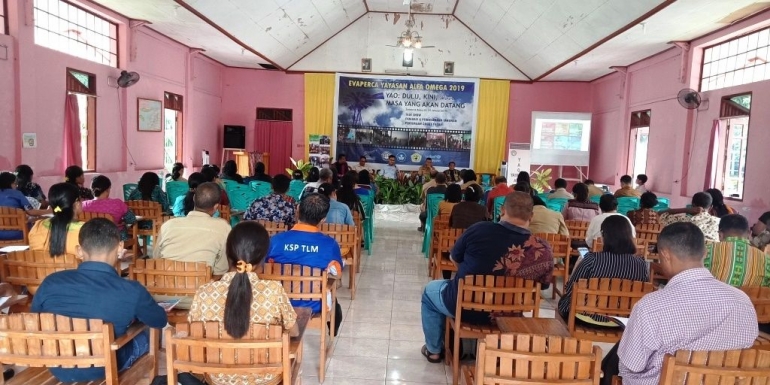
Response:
[15, 164, 48, 208]
[337, 173, 366, 220]
[659, 192, 720, 242]
[244, 161, 272, 184]
[586, 195, 635, 248]
[0, 172, 49, 240]
[317, 183, 354, 226]
[614, 175, 641, 198]
[419, 173, 448, 231]
[751, 211, 770, 251]
[267, 194, 344, 333]
[558, 216, 649, 321]
[64, 165, 94, 201]
[188, 221, 297, 385]
[439, 184, 463, 217]
[615, 222, 758, 384]
[154, 182, 230, 275]
[705, 214, 770, 287]
[486, 176, 513, 217]
[31, 218, 167, 382]
[548, 178, 574, 200]
[444, 161, 461, 183]
[243, 174, 297, 226]
[706, 188, 736, 218]
[201, 166, 231, 207]
[460, 169, 477, 191]
[513, 181, 541, 202]
[220, 160, 244, 184]
[29, 183, 83, 257]
[82, 175, 136, 241]
[332, 154, 350, 176]
[128, 172, 170, 214]
[418, 158, 438, 182]
[635, 174, 648, 193]
[585, 179, 604, 198]
[450, 184, 487, 229]
[516, 171, 530, 184]
[381, 155, 399, 179]
[626, 192, 660, 226]
[420, 192, 554, 362]
[166, 162, 186, 183]
[300, 167, 330, 199]
[350, 156, 368, 172]
[562, 183, 600, 222]
[530, 196, 569, 236]
[355, 169, 375, 195]
[172, 172, 206, 217]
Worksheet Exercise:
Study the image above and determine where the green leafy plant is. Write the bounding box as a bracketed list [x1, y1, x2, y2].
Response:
[285, 158, 313, 179]
[530, 168, 553, 193]
[375, 175, 422, 205]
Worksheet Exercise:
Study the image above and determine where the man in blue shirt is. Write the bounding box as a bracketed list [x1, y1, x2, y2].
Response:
[317, 183, 354, 226]
[31, 218, 167, 382]
[268, 193, 344, 334]
[381, 155, 399, 179]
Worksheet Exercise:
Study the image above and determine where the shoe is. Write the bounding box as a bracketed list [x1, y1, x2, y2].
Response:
[417, 226, 424, 232]
[3, 368, 14, 381]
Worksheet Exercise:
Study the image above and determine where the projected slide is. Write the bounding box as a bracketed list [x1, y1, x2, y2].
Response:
[531, 112, 592, 166]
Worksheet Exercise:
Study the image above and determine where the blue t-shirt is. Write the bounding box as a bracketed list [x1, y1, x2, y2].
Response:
[267, 226, 343, 313]
[327, 199, 354, 226]
[0, 189, 32, 240]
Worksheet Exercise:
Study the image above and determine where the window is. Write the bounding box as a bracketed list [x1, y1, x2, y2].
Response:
[1, 0, 7, 35]
[627, 110, 650, 177]
[33, 0, 118, 67]
[701, 27, 770, 91]
[67, 68, 96, 171]
[718, 94, 751, 200]
[164, 92, 183, 173]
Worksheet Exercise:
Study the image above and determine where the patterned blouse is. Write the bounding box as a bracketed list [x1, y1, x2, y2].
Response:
[243, 193, 297, 226]
[627, 208, 660, 226]
[188, 272, 297, 385]
[660, 212, 720, 242]
[17, 182, 46, 202]
[73, 184, 95, 201]
[752, 230, 770, 252]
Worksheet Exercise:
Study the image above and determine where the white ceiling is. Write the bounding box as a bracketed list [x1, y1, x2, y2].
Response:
[91, 0, 770, 79]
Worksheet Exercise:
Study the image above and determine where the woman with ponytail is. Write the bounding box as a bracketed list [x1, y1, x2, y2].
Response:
[29, 183, 83, 257]
[188, 221, 296, 385]
[172, 172, 207, 217]
[166, 162, 187, 183]
[705, 188, 736, 218]
[81, 175, 136, 240]
[64, 165, 94, 200]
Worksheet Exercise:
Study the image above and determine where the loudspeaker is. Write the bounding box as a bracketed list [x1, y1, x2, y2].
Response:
[223, 125, 246, 149]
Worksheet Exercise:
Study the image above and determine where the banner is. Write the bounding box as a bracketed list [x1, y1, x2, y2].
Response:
[333, 73, 479, 169]
[507, 143, 531, 185]
[308, 134, 332, 168]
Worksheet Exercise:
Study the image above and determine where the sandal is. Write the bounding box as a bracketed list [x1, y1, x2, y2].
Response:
[421, 345, 443, 363]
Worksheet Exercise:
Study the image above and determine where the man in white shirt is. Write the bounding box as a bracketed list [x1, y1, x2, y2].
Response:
[381, 155, 399, 179]
[586, 194, 636, 247]
[635, 174, 648, 193]
[548, 178, 574, 200]
[300, 168, 332, 199]
[350, 156, 368, 172]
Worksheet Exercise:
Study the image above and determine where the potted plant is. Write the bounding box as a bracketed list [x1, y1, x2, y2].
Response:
[530, 168, 553, 193]
[285, 158, 313, 179]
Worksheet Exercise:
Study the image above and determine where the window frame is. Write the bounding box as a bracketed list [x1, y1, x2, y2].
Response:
[1, 0, 7, 35]
[66, 68, 97, 172]
[718, 92, 751, 201]
[164, 92, 184, 167]
[699, 26, 770, 92]
[628, 110, 651, 177]
[33, 0, 119, 67]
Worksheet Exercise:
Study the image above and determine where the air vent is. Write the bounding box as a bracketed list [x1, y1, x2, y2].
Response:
[259, 63, 279, 70]
[257, 108, 293, 122]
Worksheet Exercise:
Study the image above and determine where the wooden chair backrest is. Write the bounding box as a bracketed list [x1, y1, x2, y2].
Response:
[741, 286, 770, 324]
[0, 313, 111, 370]
[78, 211, 116, 223]
[166, 322, 289, 384]
[475, 333, 601, 385]
[254, 219, 289, 237]
[433, 213, 450, 232]
[0, 250, 80, 295]
[456, 275, 541, 321]
[319, 223, 357, 252]
[128, 259, 212, 296]
[566, 220, 590, 242]
[0, 207, 28, 245]
[635, 223, 662, 242]
[591, 238, 645, 256]
[126, 200, 163, 220]
[255, 262, 328, 303]
[436, 228, 465, 254]
[658, 349, 770, 385]
[534, 233, 571, 259]
[569, 278, 654, 330]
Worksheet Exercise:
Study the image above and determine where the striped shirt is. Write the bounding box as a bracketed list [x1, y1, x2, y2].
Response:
[704, 237, 770, 287]
[618, 268, 758, 385]
[557, 251, 649, 319]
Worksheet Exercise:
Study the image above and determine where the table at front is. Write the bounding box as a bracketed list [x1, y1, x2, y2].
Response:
[495, 317, 570, 337]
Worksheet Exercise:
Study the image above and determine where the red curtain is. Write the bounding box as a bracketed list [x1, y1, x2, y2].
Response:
[704, 119, 721, 190]
[62, 94, 82, 170]
[254, 120, 292, 176]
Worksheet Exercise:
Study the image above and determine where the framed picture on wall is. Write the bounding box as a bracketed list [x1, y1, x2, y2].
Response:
[361, 58, 372, 72]
[137, 98, 162, 132]
[443, 61, 454, 76]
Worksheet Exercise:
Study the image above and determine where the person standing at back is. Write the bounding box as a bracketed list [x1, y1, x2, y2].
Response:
[614, 175, 641, 198]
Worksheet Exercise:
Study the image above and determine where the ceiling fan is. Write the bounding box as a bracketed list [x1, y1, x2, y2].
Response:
[386, 0, 435, 50]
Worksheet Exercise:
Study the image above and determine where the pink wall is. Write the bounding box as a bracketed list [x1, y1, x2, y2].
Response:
[0, 0, 225, 193]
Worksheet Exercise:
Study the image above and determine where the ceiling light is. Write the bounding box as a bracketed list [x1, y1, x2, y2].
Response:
[403, 48, 414, 61]
[414, 38, 422, 49]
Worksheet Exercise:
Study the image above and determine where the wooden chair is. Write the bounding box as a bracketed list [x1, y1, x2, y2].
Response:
[591, 238, 646, 257]
[636, 224, 663, 282]
[128, 259, 212, 324]
[431, 228, 465, 279]
[462, 333, 601, 385]
[255, 262, 336, 382]
[0, 208, 28, 247]
[534, 233, 571, 299]
[658, 348, 770, 384]
[254, 219, 289, 237]
[126, 200, 163, 258]
[78, 211, 115, 222]
[319, 223, 359, 299]
[567, 278, 654, 343]
[427, 213, 450, 276]
[445, 275, 541, 385]
[166, 322, 297, 385]
[566, 220, 590, 247]
[741, 286, 770, 348]
[0, 313, 159, 385]
[0, 250, 80, 295]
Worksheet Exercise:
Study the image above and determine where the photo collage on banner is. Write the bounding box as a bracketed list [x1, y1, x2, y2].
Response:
[333, 74, 480, 169]
[308, 134, 332, 168]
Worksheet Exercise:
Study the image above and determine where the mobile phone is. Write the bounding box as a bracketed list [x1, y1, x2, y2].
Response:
[578, 247, 589, 258]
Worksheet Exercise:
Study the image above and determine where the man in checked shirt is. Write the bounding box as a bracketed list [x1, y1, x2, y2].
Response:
[615, 222, 757, 385]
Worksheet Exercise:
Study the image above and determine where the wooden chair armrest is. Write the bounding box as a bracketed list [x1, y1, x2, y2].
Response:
[111, 323, 149, 350]
[611, 375, 623, 385]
